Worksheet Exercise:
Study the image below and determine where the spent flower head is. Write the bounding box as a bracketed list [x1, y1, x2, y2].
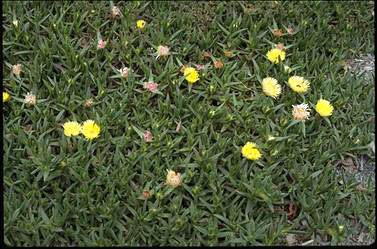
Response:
[12, 64, 22, 76]
[214, 60, 224, 69]
[287, 27, 295, 35]
[143, 82, 159, 93]
[241, 142, 262, 160]
[224, 50, 233, 57]
[275, 43, 286, 51]
[111, 6, 121, 17]
[84, 99, 93, 108]
[288, 76, 310, 93]
[97, 39, 106, 49]
[315, 99, 334, 117]
[202, 51, 212, 59]
[262, 77, 281, 99]
[272, 29, 284, 37]
[195, 64, 205, 71]
[63, 121, 81, 137]
[292, 103, 311, 121]
[266, 48, 286, 64]
[119, 67, 130, 78]
[81, 120, 100, 140]
[166, 170, 182, 188]
[156, 45, 170, 59]
[24, 92, 36, 105]
[143, 130, 153, 142]
[143, 191, 151, 199]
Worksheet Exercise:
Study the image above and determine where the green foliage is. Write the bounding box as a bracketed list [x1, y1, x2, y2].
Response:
[3, 1, 375, 246]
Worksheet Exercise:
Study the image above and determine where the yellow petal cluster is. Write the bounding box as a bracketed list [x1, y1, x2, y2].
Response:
[315, 99, 334, 117]
[184, 67, 199, 84]
[262, 77, 281, 99]
[241, 142, 262, 160]
[81, 120, 101, 140]
[3, 92, 10, 102]
[288, 76, 310, 93]
[266, 48, 286, 64]
[63, 121, 81, 137]
[136, 20, 146, 29]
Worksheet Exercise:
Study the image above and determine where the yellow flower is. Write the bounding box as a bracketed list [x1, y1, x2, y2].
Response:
[183, 67, 200, 84]
[315, 99, 334, 117]
[292, 103, 311, 121]
[262, 77, 281, 99]
[166, 170, 182, 188]
[288, 76, 310, 93]
[81, 120, 100, 140]
[3, 92, 10, 102]
[63, 121, 81, 137]
[266, 48, 286, 64]
[136, 20, 146, 29]
[241, 142, 262, 160]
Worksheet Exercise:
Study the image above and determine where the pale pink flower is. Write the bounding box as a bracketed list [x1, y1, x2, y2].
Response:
[292, 103, 311, 121]
[195, 64, 205, 70]
[143, 82, 159, 93]
[119, 67, 130, 78]
[97, 39, 106, 49]
[156, 45, 170, 59]
[275, 43, 286, 51]
[12, 64, 22, 76]
[143, 131, 153, 142]
[111, 6, 121, 17]
[175, 120, 182, 132]
[287, 27, 294, 35]
[24, 92, 36, 105]
[166, 170, 182, 188]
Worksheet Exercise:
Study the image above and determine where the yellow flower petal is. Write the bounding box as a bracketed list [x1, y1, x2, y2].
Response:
[262, 77, 281, 98]
[266, 48, 286, 64]
[288, 76, 310, 93]
[184, 67, 199, 84]
[315, 99, 334, 117]
[241, 142, 262, 160]
[81, 120, 100, 139]
[3, 92, 10, 102]
[136, 20, 146, 29]
[63, 121, 81, 137]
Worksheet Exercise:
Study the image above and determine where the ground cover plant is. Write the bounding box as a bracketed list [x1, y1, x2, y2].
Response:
[2, 1, 375, 246]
